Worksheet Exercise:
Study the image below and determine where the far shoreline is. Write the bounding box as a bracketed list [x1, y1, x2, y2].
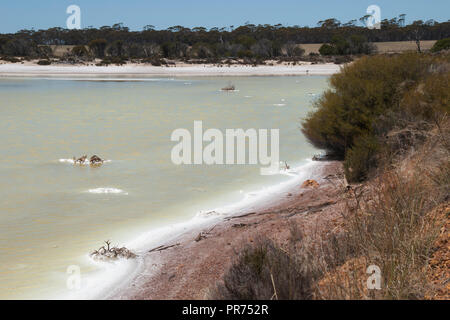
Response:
[0, 62, 341, 77]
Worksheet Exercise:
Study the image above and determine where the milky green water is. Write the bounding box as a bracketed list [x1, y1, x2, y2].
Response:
[0, 75, 328, 299]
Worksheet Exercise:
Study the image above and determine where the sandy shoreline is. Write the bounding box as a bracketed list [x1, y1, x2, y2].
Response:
[107, 160, 344, 300]
[0, 62, 341, 77]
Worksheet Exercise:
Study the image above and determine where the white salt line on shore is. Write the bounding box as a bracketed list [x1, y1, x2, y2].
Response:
[0, 63, 341, 77]
[60, 159, 322, 300]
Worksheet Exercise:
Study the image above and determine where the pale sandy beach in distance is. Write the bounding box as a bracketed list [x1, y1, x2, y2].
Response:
[0, 62, 341, 76]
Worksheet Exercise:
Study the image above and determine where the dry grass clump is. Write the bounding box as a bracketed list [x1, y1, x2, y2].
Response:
[208, 234, 321, 300]
[424, 204, 450, 300]
[317, 118, 449, 300]
[208, 220, 357, 300]
[318, 173, 440, 299]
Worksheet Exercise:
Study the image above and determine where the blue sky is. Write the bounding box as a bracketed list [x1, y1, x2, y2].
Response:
[0, 0, 449, 33]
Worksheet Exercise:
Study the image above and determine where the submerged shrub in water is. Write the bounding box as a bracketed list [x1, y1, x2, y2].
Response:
[90, 240, 137, 262]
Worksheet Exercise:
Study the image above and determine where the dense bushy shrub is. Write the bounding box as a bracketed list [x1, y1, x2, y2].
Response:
[302, 52, 449, 182]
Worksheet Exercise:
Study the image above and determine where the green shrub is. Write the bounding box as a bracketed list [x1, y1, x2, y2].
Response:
[302, 53, 433, 157]
[301, 52, 448, 182]
[431, 38, 450, 53]
[319, 44, 336, 56]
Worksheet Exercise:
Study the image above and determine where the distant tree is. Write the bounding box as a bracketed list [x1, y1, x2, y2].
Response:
[251, 39, 273, 58]
[319, 43, 336, 55]
[236, 35, 257, 49]
[107, 40, 124, 57]
[161, 41, 187, 58]
[237, 49, 254, 59]
[317, 18, 341, 29]
[0, 37, 8, 54]
[72, 45, 88, 57]
[359, 15, 372, 27]
[112, 23, 128, 32]
[88, 39, 107, 58]
[349, 35, 375, 54]
[284, 41, 305, 57]
[142, 43, 161, 57]
[399, 14, 406, 27]
[410, 21, 425, 52]
[1, 18, 449, 61]
[143, 25, 155, 31]
[343, 20, 357, 27]
[190, 42, 213, 59]
[3, 38, 33, 56]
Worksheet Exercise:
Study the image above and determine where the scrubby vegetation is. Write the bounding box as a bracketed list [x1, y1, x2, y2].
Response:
[317, 120, 449, 299]
[209, 235, 321, 300]
[212, 52, 449, 300]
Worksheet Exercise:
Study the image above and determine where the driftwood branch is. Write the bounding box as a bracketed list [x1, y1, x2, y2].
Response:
[148, 243, 180, 253]
[90, 240, 137, 261]
[224, 212, 257, 220]
[285, 201, 337, 218]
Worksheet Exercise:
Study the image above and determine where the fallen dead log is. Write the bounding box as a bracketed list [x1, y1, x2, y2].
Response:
[285, 201, 337, 218]
[224, 212, 257, 220]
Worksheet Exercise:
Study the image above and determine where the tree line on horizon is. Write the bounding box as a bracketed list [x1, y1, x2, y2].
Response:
[1, 16, 449, 63]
